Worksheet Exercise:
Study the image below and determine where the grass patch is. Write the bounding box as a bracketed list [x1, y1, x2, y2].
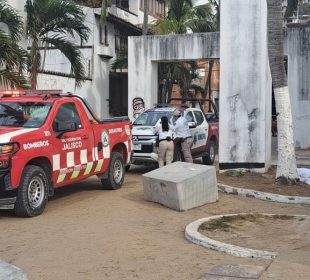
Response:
[223, 170, 245, 177]
[199, 214, 297, 233]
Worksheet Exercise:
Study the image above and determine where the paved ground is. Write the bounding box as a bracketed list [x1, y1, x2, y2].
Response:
[0, 164, 309, 280]
[271, 137, 310, 167]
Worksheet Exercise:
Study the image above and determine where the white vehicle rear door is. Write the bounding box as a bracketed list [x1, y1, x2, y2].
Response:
[192, 109, 208, 152]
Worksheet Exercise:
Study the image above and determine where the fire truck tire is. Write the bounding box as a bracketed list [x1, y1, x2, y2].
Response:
[101, 152, 125, 190]
[14, 165, 49, 217]
[202, 140, 217, 165]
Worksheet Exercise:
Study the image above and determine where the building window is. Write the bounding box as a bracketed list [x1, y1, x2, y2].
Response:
[116, 0, 129, 11]
[115, 27, 128, 55]
[140, 0, 166, 19]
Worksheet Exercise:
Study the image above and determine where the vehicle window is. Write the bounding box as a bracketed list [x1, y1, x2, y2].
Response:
[194, 111, 204, 126]
[53, 103, 82, 129]
[0, 102, 52, 128]
[133, 111, 173, 126]
[185, 111, 194, 122]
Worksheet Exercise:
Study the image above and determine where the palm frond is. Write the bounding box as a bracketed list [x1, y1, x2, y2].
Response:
[111, 51, 128, 71]
[285, 0, 298, 19]
[25, 0, 90, 88]
[0, 0, 24, 41]
[39, 0, 90, 42]
[0, 70, 30, 89]
[45, 36, 86, 87]
[155, 19, 186, 34]
[167, 0, 193, 21]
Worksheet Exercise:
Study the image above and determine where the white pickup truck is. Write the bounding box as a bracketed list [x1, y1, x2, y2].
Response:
[130, 99, 218, 167]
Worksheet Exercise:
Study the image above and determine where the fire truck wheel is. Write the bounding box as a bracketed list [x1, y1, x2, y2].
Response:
[14, 165, 49, 217]
[202, 140, 217, 165]
[101, 152, 125, 190]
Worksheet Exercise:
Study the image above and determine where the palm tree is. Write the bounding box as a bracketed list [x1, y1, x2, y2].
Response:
[156, 0, 216, 102]
[158, 61, 200, 103]
[100, 0, 112, 24]
[142, 0, 149, 35]
[209, 0, 220, 31]
[0, 0, 29, 88]
[25, 0, 90, 89]
[267, 0, 298, 184]
[156, 0, 215, 34]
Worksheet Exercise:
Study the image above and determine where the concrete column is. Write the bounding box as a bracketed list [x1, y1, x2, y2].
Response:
[287, 23, 310, 149]
[128, 37, 158, 120]
[219, 0, 272, 172]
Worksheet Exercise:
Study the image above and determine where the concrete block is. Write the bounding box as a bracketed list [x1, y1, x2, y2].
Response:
[142, 162, 218, 211]
[0, 260, 28, 280]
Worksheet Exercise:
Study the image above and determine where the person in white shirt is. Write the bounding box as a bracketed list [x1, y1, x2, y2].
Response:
[154, 116, 174, 167]
[172, 109, 193, 163]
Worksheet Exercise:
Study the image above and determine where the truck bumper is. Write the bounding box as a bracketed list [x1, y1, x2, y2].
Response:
[131, 152, 158, 165]
[0, 197, 16, 210]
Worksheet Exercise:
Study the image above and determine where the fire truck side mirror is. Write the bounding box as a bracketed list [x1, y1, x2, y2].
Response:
[54, 121, 78, 138]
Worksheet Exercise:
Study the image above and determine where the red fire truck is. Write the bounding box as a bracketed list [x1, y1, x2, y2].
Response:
[0, 90, 132, 217]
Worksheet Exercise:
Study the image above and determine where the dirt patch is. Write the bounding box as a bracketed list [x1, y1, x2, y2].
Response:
[0, 167, 309, 280]
[199, 214, 310, 254]
[217, 166, 310, 197]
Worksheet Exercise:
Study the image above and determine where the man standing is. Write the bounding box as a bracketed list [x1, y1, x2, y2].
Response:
[172, 110, 193, 163]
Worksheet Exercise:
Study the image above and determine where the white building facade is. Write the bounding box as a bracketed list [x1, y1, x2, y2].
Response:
[9, 0, 165, 118]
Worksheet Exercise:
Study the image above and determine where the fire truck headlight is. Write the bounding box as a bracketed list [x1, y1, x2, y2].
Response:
[0, 143, 19, 154]
[0, 143, 19, 169]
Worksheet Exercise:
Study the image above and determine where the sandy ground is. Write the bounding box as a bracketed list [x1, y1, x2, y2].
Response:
[0, 165, 310, 280]
[217, 167, 310, 197]
[200, 214, 310, 258]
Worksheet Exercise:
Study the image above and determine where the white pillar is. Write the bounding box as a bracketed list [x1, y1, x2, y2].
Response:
[219, 0, 272, 172]
[287, 24, 310, 149]
[128, 36, 158, 120]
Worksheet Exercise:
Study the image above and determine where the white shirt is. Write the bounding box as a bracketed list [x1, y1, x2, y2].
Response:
[154, 121, 173, 140]
[172, 116, 191, 138]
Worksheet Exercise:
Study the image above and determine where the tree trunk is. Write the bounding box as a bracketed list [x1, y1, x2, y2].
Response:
[204, 60, 214, 99]
[30, 38, 40, 89]
[142, 0, 149, 35]
[267, 0, 298, 184]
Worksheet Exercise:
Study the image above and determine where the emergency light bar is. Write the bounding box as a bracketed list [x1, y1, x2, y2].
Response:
[0, 89, 63, 97]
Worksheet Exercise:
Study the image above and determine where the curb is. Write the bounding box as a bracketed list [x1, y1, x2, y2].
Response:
[0, 260, 28, 280]
[218, 183, 310, 205]
[185, 213, 307, 260]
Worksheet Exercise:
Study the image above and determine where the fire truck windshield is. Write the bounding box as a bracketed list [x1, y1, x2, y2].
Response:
[0, 102, 52, 128]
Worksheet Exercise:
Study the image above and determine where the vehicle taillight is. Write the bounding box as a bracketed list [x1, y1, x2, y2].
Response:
[0, 143, 19, 169]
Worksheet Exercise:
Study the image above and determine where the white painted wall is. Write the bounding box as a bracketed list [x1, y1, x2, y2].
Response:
[287, 24, 310, 149]
[219, 0, 272, 172]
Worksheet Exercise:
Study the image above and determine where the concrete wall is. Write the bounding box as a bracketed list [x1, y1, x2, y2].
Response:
[128, 33, 219, 119]
[287, 23, 310, 149]
[219, 0, 272, 171]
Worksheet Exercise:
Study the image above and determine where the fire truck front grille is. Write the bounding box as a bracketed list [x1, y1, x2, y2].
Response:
[134, 145, 153, 153]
